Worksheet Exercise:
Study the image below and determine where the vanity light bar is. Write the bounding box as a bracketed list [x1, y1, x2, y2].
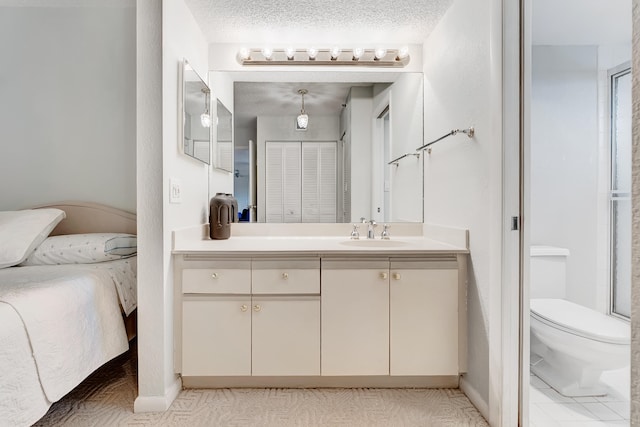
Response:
[238, 48, 410, 67]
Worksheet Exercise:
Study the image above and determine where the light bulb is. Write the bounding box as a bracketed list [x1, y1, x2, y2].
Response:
[374, 48, 387, 60]
[330, 47, 341, 60]
[307, 47, 318, 60]
[261, 47, 273, 60]
[201, 113, 211, 128]
[397, 46, 410, 60]
[285, 47, 296, 60]
[238, 47, 251, 60]
[352, 47, 364, 60]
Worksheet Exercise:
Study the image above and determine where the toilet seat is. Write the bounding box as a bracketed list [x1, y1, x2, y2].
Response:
[530, 298, 629, 345]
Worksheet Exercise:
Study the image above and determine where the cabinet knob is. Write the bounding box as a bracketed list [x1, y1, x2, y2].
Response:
[211, 273, 219, 279]
[282, 272, 289, 280]
[380, 272, 388, 280]
[253, 304, 261, 312]
[393, 273, 401, 280]
[240, 304, 248, 312]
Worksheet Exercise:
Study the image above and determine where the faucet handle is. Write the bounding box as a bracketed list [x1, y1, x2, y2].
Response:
[381, 224, 391, 240]
[360, 217, 367, 223]
[350, 224, 360, 240]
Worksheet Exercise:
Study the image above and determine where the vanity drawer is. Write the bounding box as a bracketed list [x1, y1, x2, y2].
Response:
[183, 262, 251, 294]
[252, 259, 320, 294]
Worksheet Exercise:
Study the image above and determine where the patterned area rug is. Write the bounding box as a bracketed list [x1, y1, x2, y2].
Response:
[35, 341, 488, 426]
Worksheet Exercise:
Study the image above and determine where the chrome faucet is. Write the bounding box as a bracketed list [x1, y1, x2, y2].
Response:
[381, 224, 391, 240]
[367, 220, 377, 239]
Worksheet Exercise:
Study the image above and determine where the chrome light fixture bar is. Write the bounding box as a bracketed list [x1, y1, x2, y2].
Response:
[238, 47, 410, 67]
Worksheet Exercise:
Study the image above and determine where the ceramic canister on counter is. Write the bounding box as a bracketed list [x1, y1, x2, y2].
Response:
[209, 193, 238, 239]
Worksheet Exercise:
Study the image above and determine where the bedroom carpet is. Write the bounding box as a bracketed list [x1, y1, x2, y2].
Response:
[34, 341, 488, 427]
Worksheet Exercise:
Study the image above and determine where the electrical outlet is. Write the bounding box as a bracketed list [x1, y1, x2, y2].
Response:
[170, 178, 182, 204]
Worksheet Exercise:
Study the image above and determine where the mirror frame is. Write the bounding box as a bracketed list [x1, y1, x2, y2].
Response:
[181, 59, 211, 165]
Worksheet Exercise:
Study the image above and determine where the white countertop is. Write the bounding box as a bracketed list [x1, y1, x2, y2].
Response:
[172, 224, 469, 255]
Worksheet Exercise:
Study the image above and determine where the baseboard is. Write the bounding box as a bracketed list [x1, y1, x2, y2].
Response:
[133, 376, 182, 413]
[460, 376, 489, 422]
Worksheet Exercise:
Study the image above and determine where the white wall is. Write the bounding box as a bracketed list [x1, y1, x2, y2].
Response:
[135, 0, 210, 411]
[422, 0, 501, 420]
[530, 46, 600, 309]
[255, 115, 340, 222]
[0, 4, 136, 212]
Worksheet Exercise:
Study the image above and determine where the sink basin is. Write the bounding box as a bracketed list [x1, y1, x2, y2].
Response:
[340, 239, 409, 248]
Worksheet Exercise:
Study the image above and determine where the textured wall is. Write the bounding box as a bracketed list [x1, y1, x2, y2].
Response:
[631, 1, 640, 424]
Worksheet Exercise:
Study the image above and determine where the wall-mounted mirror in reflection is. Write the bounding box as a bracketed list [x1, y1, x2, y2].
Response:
[232, 73, 424, 224]
[215, 99, 233, 172]
[182, 60, 211, 164]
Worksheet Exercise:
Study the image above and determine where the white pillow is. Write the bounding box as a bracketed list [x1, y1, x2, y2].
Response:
[20, 233, 137, 266]
[0, 208, 66, 269]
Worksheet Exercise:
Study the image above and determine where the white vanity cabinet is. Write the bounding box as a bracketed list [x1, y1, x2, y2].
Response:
[251, 259, 320, 376]
[175, 246, 466, 387]
[389, 259, 459, 376]
[321, 259, 390, 375]
[181, 259, 252, 376]
[179, 257, 320, 377]
[321, 256, 460, 377]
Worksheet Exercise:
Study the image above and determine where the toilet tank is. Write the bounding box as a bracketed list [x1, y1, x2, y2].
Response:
[530, 246, 570, 299]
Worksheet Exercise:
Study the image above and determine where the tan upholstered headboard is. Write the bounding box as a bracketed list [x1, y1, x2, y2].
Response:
[31, 201, 137, 236]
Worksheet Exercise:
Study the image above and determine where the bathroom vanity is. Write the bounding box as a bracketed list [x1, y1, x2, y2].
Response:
[173, 223, 468, 388]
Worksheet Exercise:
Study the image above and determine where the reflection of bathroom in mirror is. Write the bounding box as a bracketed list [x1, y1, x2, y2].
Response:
[215, 99, 233, 172]
[181, 60, 211, 164]
[232, 73, 424, 223]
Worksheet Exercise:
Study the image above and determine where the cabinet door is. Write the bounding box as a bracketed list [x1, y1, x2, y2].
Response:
[252, 296, 320, 376]
[390, 265, 458, 375]
[182, 296, 251, 376]
[321, 260, 389, 376]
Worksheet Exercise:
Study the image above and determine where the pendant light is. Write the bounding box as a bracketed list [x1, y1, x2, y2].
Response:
[296, 89, 309, 130]
[200, 88, 211, 128]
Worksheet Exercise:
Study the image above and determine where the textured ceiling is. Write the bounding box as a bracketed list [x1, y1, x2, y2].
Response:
[183, 0, 454, 44]
[234, 82, 373, 119]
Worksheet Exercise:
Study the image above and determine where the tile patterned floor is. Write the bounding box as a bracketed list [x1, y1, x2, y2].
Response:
[529, 368, 630, 427]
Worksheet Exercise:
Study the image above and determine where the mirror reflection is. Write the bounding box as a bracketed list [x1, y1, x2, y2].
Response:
[233, 73, 424, 223]
[182, 60, 211, 164]
[215, 99, 233, 172]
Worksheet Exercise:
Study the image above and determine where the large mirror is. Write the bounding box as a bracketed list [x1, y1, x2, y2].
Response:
[181, 60, 211, 164]
[215, 99, 233, 172]
[231, 72, 424, 223]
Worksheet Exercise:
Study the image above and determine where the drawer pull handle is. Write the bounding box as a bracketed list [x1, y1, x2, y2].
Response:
[253, 304, 261, 312]
[282, 272, 289, 280]
[380, 272, 388, 280]
[240, 304, 248, 312]
[393, 273, 401, 280]
[211, 273, 219, 279]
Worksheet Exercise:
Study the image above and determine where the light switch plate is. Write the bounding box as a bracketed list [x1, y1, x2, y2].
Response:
[170, 178, 182, 204]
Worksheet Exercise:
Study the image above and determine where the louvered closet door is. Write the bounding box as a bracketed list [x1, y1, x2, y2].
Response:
[302, 142, 337, 223]
[265, 142, 301, 223]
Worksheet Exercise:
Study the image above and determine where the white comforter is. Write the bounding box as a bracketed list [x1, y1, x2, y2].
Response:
[0, 258, 136, 426]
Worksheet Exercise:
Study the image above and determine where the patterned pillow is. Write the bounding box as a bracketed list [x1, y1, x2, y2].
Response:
[20, 233, 137, 266]
[0, 208, 66, 269]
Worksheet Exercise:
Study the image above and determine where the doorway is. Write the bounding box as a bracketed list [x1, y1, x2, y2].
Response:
[522, 1, 632, 426]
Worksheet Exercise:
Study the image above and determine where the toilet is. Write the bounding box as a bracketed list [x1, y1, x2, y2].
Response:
[529, 246, 630, 397]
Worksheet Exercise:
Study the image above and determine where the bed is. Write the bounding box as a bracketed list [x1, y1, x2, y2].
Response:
[0, 202, 137, 426]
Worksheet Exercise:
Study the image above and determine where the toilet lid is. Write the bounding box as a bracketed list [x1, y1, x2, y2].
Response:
[530, 298, 630, 345]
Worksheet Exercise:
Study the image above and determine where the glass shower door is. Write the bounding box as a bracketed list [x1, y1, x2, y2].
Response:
[610, 64, 631, 319]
